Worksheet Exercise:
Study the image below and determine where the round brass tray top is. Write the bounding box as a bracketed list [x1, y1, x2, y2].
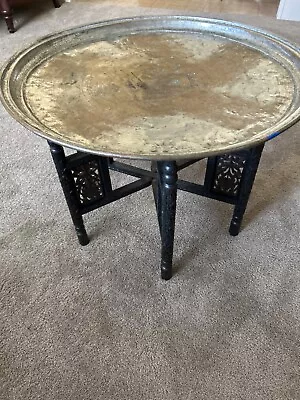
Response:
[1, 16, 300, 160]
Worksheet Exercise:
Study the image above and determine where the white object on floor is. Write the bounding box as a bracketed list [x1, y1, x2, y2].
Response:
[277, 0, 300, 21]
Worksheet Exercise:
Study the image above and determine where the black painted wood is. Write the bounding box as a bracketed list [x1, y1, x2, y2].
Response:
[157, 161, 178, 280]
[0, 0, 14, 32]
[48, 142, 265, 279]
[109, 160, 153, 179]
[229, 144, 265, 236]
[97, 157, 112, 195]
[177, 179, 236, 204]
[69, 158, 104, 207]
[151, 161, 162, 236]
[80, 178, 152, 214]
[48, 141, 90, 246]
[49, 145, 152, 243]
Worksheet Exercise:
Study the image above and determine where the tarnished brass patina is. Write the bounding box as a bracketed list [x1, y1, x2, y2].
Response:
[1, 16, 300, 159]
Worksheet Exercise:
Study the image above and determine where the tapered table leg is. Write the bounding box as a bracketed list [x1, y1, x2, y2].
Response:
[1, 0, 15, 33]
[229, 143, 265, 236]
[48, 141, 89, 246]
[151, 161, 162, 236]
[157, 161, 178, 280]
[52, 0, 61, 8]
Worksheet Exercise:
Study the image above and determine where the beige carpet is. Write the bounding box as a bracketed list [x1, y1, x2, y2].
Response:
[1, 3, 300, 399]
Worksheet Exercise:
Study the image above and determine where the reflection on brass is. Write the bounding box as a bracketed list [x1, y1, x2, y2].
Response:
[22, 32, 294, 158]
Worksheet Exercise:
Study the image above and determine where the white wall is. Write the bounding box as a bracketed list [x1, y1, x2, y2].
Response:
[277, 0, 300, 21]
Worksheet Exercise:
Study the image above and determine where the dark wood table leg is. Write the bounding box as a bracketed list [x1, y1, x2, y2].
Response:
[157, 161, 178, 280]
[52, 0, 61, 8]
[229, 143, 265, 236]
[1, 0, 15, 33]
[151, 161, 162, 236]
[48, 141, 89, 246]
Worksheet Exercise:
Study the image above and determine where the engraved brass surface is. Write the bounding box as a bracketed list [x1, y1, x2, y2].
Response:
[1, 16, 300, 160]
